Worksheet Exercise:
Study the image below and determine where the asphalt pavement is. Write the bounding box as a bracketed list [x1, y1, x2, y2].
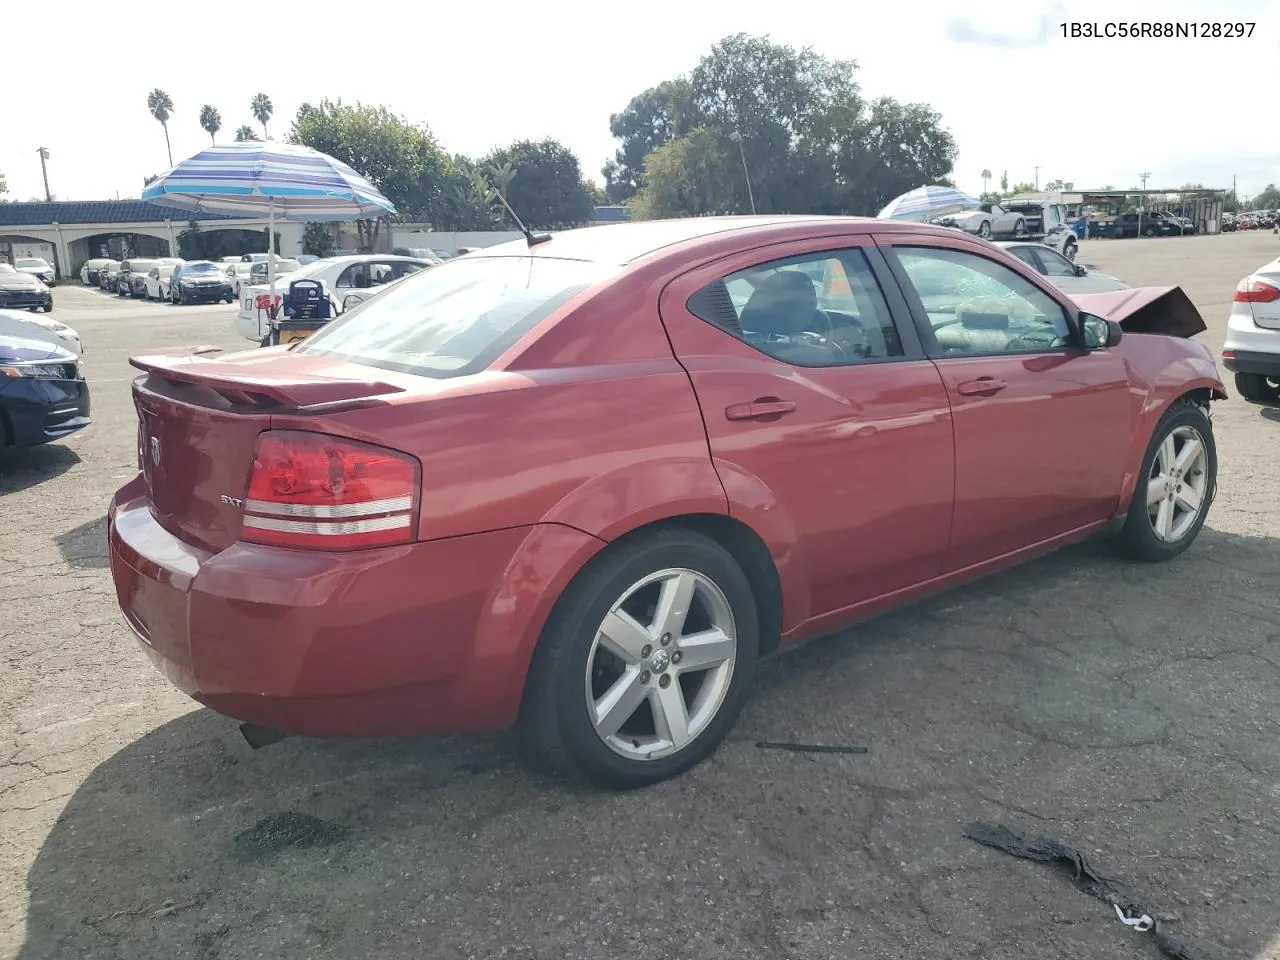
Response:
[2, 234, 1279, 960]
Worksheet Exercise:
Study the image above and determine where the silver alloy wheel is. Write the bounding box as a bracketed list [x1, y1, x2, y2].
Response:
[585, 568, 737, 761]
[1147, 424, 1209, 542]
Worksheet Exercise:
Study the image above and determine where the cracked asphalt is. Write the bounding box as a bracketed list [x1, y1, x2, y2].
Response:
[3, 234, 1280, 960]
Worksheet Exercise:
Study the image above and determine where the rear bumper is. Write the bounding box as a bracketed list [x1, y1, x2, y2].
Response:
[1223, 309, 1280, 375]
[0, 378, 91, 446]
[107, 477, 603, 737]
[1222, 350, 1280, 377]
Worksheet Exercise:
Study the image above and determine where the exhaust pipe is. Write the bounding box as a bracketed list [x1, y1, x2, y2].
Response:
[239, 722, 288, 749]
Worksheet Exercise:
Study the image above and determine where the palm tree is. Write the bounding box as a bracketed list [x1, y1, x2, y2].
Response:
[199, 105, 222, 145]
[147, 88, 174, 167]
[980, 168, 992, 196]
[234, 125, 259, 142]
[251, 93, 273, 139]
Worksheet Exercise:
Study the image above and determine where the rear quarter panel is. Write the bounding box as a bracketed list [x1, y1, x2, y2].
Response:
[268, 274, 729, 543]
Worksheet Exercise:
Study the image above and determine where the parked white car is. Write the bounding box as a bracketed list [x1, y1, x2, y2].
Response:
[951, 203, 1027, 239]
[0, 308, 81, 353]
[248, 258, 302, 286]
[1223, 256, 1280, 402]
[80, 258, 112, 285]
[14, 257, 55, 285]
[143, 263, 180, 301]
[234, 255, 434, 342]
[996, 242, 1128, 295]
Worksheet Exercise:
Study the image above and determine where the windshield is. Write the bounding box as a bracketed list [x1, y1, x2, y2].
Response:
[295, 257, 618, 379]
[185, 262, 219, 274]
[16, 259, 47, 269]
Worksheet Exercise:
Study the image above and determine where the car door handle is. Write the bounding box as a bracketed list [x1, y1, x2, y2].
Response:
[956, 377, 1008, 396]
[725, 398, 797, 421]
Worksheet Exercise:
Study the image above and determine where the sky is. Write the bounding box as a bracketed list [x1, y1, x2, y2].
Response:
[3, 0, 1278, 207]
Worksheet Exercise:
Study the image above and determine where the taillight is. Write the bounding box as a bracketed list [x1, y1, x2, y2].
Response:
[241, 430, 420, 550]
[1234, 278, 1280, 303]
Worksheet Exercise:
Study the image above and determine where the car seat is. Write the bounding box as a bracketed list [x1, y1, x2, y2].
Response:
[738, 271, 838, 363]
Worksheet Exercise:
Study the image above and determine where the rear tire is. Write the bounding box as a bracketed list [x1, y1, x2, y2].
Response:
[519, 527, 759, 789]
[1234, 372, 1280, 403]
[1063, 239, 1077, 261]
[978, 220, 991, 238]
[1113, 401, 1216, 562]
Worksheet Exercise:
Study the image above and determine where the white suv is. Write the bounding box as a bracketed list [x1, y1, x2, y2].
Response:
[1223, 256, 1280, 402]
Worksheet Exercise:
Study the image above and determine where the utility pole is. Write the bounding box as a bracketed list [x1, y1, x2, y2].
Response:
[36, 147, 51, 202]
[1033, 166, 1042, 190]
[730, 131, 756, 215]
[1139, 171, 1151, 190]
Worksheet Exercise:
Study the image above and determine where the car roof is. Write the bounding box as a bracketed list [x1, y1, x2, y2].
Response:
[468, 215, 904, 266]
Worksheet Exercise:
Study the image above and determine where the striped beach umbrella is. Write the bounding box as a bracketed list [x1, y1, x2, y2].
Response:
[877, 185, 981, 222]
[142, 141, 396, 306]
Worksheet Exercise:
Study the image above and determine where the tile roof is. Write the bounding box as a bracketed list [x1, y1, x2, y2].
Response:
[0, 200, 243, 227]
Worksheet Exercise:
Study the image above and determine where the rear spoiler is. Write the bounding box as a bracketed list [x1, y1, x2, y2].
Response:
[1069, 286, 1207, 339]
[129, 345, 406, 409]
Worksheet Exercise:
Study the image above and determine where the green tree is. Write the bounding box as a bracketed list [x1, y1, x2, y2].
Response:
[480, 139, 594, 229]
[980, 168, 992, 195]
[628, 127, 735, 219]
[430, 156, 502, 231]
[302, 223, 335, 257]
[1250, 183, 1280, 209]
[290, 99, 449, 250]
[199, 104, 222, 144]
[234, 125, 259, 142]
[617, 34, 956, 218]
[604, 79, 696, 202]
[0, 169, 7, 199]
[251, 93, 273, 139]
[1000, 170, 1009, 193]
[147, 88, 174, 167]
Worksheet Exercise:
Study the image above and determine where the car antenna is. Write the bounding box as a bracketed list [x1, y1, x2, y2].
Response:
[494, 190, 552, 247]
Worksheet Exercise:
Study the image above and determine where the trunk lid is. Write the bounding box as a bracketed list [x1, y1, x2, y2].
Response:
[130, 346, 408, 552]
[1070, 285, 1207, 339]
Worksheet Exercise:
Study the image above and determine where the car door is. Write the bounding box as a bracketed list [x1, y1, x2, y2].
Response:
[658, 236, 955, 629]
[877, 234, 1134, 572]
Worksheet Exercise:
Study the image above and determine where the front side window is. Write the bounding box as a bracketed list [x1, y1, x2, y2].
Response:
[1035, 248, 1077, 278]
[687, 249, 905, 367]
[295, 256, 617, 379]
[892, 246, 1071, 356]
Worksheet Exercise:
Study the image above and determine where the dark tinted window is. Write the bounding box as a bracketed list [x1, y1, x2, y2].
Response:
[687, 249, 905, 367]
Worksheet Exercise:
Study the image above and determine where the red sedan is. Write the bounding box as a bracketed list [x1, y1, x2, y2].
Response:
[108, 217, 1226, 787]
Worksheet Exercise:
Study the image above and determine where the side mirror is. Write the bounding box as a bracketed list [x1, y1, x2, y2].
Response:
[342, 294, 365, 311]
[1074, 264, 1088, 277]
[1081, 312, 1122, 349]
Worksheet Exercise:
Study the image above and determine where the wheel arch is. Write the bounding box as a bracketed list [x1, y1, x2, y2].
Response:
[500, 510, 787, 730]
[1116, 382, 1223, 515]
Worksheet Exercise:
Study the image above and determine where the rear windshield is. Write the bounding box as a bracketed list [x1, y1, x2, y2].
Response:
[295, 256, 617, 379]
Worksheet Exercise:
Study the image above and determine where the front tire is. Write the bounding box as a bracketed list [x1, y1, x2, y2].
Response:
[1063, 239, 1077, 261]
[520, 528, 759, 788]
[977, 220, 991, 238]
[1012, 217, 1026, 237]
[1234, 372, 1280, 403]
[1114, 401, 1216, 562]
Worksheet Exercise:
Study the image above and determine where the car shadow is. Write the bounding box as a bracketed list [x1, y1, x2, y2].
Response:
[53, 515, 108, 569]
[0, 443, 80, 494]
[1260, 406, 1280, 423]
[13, 528, 1280, 960]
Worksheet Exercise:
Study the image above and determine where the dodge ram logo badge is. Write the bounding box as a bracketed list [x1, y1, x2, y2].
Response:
[149, 436, 161, 466]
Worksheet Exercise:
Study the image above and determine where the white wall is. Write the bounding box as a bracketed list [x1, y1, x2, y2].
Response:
[390, 228, 523, 253]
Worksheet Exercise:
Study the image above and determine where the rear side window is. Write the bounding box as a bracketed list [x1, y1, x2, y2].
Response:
[686, 249, 905, 367]
[295, 256, 618, 379]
